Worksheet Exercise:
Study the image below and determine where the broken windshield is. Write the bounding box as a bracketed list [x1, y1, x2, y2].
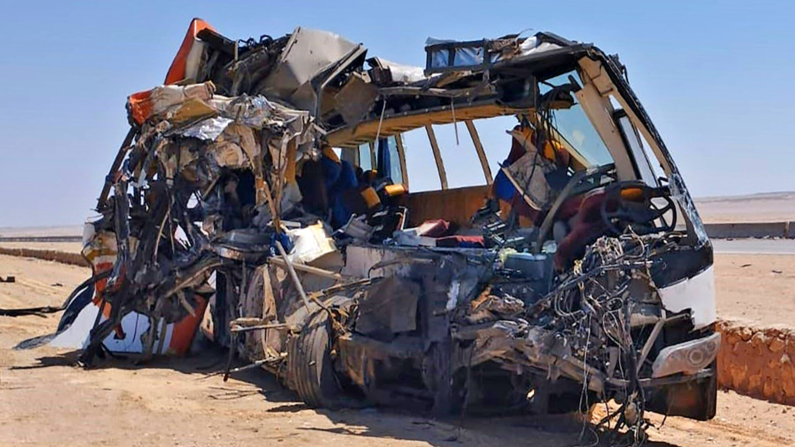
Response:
[543, 73, 614, 168]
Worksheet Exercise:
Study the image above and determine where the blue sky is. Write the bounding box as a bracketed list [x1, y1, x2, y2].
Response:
[1, 0, 792, 227]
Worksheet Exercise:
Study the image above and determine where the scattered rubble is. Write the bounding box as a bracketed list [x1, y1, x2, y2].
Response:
[18, 19, 722, 445]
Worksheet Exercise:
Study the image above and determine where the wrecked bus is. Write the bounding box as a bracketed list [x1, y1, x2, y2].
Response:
[51, 19, 719, 440]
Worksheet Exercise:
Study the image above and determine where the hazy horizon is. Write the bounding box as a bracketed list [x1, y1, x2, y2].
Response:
[3, 190, 795, 234]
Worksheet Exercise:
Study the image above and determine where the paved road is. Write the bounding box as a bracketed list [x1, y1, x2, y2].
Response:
[712, 238, 795, 255]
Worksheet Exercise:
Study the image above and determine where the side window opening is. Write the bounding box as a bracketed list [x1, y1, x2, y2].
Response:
[341, 141, 397, 182]
[401, 116, 518, 192]
[605, 93, 667, 183]
[608, 95, 622, 111]
[432, 123, 487, 189]
[615, 112, 659, 186]
[402, 127, 442, 192]
[376, 136, 404, 186]
[612, 110, 678, 230]
[357, 143, 373, 172]
[636, 130, 667, 183]
[468, 115, 517, 185]
[613, 111, 667, 184]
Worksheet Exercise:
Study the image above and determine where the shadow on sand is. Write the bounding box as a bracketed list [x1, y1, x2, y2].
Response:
[16, 344, 682, 447]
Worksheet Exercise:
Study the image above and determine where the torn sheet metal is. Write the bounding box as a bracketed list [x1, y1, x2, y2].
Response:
[332, 72, 378, 125]
[262, 27, 359, 110]
[54, 75, 324, 365]
[127, 82, 216, 125]
[341, 245, 404, 278]
[517, 35, 562, 57]
[355, 276, 420, 338]
[368, 57, 427, 85]
[179, 116, 233, 140]
[51, 294, 208, 356]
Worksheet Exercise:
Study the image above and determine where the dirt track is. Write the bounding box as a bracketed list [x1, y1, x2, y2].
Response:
[2, 254, 795, 446]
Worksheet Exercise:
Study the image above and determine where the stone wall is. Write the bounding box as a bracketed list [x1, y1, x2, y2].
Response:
[0, 247, 88, 267]
[703, 222, 794, 239]
[717, 320, 795, 405]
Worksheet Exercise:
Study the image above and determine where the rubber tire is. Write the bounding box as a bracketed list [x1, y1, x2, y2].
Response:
[287, 308, 343, 408]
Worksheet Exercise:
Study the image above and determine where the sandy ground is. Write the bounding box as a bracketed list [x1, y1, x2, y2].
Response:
[2, 254, 795, 447]
[0, 255, 88, 307]
[715, 254, 795, 326]
[695, 192, 795, 223]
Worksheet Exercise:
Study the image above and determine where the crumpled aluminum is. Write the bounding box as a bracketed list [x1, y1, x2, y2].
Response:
[179, 117, 234, 141]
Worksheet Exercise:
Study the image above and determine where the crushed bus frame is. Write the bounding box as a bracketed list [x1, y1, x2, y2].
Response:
[47, 19, 719, 444]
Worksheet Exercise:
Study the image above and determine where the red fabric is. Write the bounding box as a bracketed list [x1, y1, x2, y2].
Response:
[555, 194, 586, 222]
[416, 219, 451, 238]
[436, 235, 485, 248]
[554, 190, 615, 270]
[509, 194, 542, 222]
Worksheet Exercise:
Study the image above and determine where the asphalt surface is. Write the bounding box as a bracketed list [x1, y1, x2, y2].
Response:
[711, 238, 795, 255]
